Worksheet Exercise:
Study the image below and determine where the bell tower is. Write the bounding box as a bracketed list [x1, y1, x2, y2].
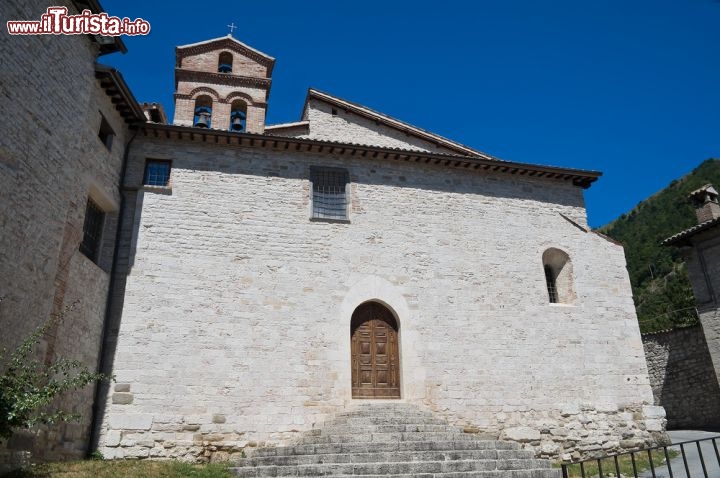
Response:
[173, 35, 275, 134]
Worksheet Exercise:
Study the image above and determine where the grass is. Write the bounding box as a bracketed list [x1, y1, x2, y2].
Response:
[560, 449, 679, 477]
[1, 460, 232, 478]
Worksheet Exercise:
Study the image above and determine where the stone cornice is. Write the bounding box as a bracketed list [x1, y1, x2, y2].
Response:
[175, 69, 271, 90]
[173, 92, 267, 107]
[136, 123, 601, 189]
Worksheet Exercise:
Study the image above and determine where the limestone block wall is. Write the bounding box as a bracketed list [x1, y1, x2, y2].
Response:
[98, 134, 661, 462]
[642, 325, 720, 429]
[680, 232, 720, 401]
[0, 0, 128, 464]
[301, 98, 462, 154]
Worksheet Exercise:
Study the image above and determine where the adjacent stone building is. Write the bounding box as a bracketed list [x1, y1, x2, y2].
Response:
[1, 2, 665, 466]
[0, 0, 145, 467]
[642, 325, 720, 429]
[661, 184, 720, 427]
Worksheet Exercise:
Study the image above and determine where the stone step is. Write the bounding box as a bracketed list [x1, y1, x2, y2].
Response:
[232, 458, 555, 477]
[308, 424, 467, 435]
[249, 441, 521, 458]
[296, 432, 501, 445]
[331, 408, 437, 419]
[244, 449, 536, 467]
[232, 404, 556, 477]
[318, 417, 452, 427]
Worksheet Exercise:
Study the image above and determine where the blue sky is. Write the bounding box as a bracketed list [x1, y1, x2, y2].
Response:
[101, 0, 720, 228]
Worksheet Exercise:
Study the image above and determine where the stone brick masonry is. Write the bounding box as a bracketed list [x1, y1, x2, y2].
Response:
[98, 114, 663, 462]
[642, 325, 720, 429]
[0, 0, 130, 466]
[0, 5, 666, 467]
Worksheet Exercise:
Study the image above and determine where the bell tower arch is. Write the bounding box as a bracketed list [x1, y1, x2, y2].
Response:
[172, 34, 275, 134]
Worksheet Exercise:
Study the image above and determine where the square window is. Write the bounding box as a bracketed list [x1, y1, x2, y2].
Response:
[311, 167, 349, 220]
[143, 160, 172, 187]
[98, 114, 114, 151]
[79, 198, 105, 263]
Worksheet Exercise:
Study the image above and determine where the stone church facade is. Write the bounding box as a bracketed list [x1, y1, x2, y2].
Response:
[1, 0, 664, 466]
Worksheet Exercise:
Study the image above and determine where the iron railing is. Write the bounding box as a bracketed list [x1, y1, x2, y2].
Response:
[561, 436, 720, 478]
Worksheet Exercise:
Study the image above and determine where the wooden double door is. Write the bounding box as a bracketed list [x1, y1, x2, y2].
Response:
[351, 302, 400, 399]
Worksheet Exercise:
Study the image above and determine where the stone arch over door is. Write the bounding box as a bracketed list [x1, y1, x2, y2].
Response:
[336, 275, 425, 403]
[351, 302, 400, 399]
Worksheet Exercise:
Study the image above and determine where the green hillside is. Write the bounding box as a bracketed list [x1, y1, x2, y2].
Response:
[598, 158, 720, 333]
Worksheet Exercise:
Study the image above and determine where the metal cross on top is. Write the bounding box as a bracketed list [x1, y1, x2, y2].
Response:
[227, 23, 237, 35]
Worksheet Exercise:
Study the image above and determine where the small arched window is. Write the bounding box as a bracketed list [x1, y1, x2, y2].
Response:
[229, 100, 247, 132]
[542, 248, 574, 304]
[193, 95, 213, 128]
[218, 52, 233, 73]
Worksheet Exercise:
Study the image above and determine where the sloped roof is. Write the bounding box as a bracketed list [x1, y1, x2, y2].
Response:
[302, 89, 495, 159]
[662, 217, 720, 246]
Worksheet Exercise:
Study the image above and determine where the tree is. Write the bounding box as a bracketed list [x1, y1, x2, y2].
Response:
[0, 304, 111, 442]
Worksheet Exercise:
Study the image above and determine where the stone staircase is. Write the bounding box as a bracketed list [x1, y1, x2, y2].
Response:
[231, 403, 560, 477]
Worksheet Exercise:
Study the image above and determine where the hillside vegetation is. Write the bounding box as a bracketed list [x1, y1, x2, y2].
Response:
[598, 158, 720, 333]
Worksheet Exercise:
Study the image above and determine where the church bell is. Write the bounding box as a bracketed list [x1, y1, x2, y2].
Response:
[195, 112, 210, 128]
[231, 116, 244, 131]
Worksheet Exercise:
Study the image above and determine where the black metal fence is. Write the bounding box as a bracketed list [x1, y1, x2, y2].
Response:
[561, 436, 720, 478]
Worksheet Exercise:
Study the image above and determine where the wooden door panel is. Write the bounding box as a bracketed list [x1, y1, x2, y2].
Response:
[351, 303, 400, 399]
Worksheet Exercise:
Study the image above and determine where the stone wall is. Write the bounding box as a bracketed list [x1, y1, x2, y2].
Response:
[681, 232, 720, 396]
[0, 0, 129, 466]
[301, 97, 461, 154]
[642, 325, 720, 429]
[97, 133, 661, 461]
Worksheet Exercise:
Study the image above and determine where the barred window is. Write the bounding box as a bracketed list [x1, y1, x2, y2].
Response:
[542, 248, 574, 304]
[544, 265, 558, 303]
[311, 167, 349, 220]
[79, 198, 105, 263]
[143, 160, 172, 187]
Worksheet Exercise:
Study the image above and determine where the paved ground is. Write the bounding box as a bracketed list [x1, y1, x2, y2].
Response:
[639, 430, 720, 478]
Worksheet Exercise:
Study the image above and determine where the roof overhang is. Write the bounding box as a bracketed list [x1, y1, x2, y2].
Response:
[72, 0, 127, 55]
[265, 121, 310, 135]
[662, 217, 720, 247]
[138, 123, 601, 189]
[95, 64, 146, 124]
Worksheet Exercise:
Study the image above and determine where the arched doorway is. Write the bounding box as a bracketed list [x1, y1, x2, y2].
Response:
[351, 302, 400, 399]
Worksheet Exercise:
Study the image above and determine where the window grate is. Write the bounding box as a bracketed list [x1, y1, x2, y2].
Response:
[143, 160, 171, 186]
[79, 198, 104, 263]
[311, 168, 349, 220]
[544, 265, 558, 303]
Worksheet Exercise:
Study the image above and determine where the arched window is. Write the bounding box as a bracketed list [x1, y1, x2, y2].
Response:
[542, 248, 574, 304]
[193, 95, 213, 128]
[229, 100, 247, 132]
[218, 52, 233, 73]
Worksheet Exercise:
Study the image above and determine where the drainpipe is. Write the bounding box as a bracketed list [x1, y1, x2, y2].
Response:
[87, 126, 138, 457]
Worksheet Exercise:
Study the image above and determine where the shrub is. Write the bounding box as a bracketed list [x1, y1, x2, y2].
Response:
[0, 307, 111, 441]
